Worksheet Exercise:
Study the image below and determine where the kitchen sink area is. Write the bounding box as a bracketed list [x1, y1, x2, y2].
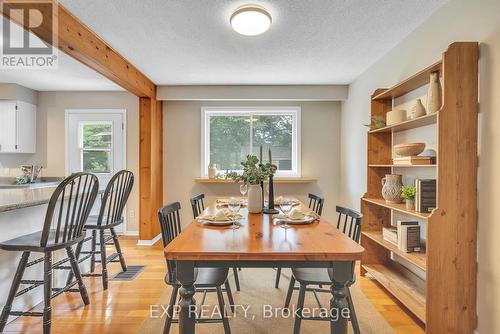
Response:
[0, 177, 64, 189]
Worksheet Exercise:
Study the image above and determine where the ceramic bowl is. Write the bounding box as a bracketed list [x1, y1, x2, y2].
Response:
[394, 143, 426, 156]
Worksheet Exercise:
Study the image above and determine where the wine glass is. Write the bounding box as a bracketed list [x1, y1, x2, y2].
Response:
[239, 184, 248, 196]
[228, 198, 241, 229]
[280, 198, 293, 229]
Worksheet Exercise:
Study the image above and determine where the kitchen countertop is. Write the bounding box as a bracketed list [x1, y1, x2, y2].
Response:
[0, 185, 104, 213]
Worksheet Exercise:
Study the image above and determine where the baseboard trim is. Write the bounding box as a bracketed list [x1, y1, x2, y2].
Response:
[137, 233, 161, 246]
[124, 231, 139, 236]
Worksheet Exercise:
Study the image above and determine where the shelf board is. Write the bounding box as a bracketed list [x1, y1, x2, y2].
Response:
[369, 164, 436, 168]
[362, 264, 426, 323]
[362, 231, 426, 271]
[373, 61, 442, 100]
[362, 197, 431, 220]
[194, 177, 317, 184]
[369, 113, 437, 134]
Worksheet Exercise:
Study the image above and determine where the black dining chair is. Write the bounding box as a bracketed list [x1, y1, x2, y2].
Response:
[283, 205, 362, 334]
[0, 172, 99, 334]
[68, 170, 134, 290]
[274, 193, 325, 288]
[159, 202, 233, 334]
[190, 193, 241, 291]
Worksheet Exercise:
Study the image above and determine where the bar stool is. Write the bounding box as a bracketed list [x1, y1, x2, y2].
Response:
[190, 193, 241, 291]
[0, 172, 99, 334]
[68, 170, 134, 290]
[159, 202, 233, 334]
[275, 193, 325, 288]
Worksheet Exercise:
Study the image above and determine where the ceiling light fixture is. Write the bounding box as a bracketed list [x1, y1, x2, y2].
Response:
[230, 5, 272, 36]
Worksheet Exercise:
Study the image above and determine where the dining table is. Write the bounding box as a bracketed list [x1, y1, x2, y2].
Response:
[163, 199, 364, 334]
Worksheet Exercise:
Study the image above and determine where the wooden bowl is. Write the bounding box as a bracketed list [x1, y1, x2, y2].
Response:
[394, 143, 426, 156]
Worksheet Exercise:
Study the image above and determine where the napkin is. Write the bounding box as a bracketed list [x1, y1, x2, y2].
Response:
[197, 208, 243, 222]
[274, 207, 320, 221]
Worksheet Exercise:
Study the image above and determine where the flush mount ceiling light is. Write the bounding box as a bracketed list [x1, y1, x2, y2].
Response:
[230, 5, 272, 36]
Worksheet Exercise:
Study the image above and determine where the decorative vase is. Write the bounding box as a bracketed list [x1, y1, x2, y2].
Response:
[386, 109, 406, 125]
[247, 184, 263, 213]
[381, 174, 403, 204]
[409, 99, 426, 119]
[405, 199, 415, 211]
[426, 72, 442, 114]
[208, 163, 217, 179]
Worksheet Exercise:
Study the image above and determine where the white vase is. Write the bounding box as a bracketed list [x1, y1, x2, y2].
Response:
[247, 184, 263, 213]
[381, 174, 403, 204]
[409, 99, 426, 119]
[426, 72, 442, 114]
[208, 164, 217, 179]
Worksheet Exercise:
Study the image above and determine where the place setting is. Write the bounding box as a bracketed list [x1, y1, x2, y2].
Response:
[272, 198, 320, 229]
[197, 198, 244, 229]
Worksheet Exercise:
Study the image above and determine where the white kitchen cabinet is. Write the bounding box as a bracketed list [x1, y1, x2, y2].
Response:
[0, 100, 36, 153]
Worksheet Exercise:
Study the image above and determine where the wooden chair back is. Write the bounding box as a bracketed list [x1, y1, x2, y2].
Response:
[335, 205, 363, 243]
[308, 193, 325, 215]
[158, 202, 182, 276]
[96, 170, 134, 226]
[42, 172, 99, 247]
[190, 193, 205, 218]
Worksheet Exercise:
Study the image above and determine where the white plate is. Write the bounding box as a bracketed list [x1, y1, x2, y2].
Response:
[199, 220, 237, 226]
[281, 215, 317, 225]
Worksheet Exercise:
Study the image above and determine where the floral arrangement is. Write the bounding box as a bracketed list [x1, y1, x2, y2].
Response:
[227, 155, 277, 185]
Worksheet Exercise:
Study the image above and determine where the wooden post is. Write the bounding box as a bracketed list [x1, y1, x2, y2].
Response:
[140, 98, 163, 241]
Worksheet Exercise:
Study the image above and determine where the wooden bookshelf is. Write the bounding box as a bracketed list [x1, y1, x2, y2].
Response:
[369, 113, 437, 134]
[362, 231, 426, 271]
[362, 264, 426, 322]
[361, 42, 478, 332]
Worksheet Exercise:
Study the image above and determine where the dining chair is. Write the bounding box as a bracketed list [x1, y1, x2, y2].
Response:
[274, 193, 325, 288]
[159, 202, 233, 334]
[0, 173, 99, 334]
[190, 193, 241, 291]
[68, 170, 134, 290]
[283, 205, 362, 334]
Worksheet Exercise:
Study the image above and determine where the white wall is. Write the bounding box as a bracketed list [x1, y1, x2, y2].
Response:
[339, 0, 500, 332]
[164, 100, 341, 227]
[0, 91, 140, 233]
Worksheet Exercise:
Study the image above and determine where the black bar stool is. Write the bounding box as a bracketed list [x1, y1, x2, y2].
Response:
[0, 172, 99, 334]
[283, 205, 362, 334]
[69, 170, 134, 290]
[159, 202, 233, 334]
[190, 193, 241, 291]
[275, 193, 325, 288]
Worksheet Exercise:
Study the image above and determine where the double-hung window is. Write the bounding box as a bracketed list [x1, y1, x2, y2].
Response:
[201, 107, 301, 177]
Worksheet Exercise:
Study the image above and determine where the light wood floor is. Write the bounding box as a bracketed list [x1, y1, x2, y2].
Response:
[3, 237, 424, 333]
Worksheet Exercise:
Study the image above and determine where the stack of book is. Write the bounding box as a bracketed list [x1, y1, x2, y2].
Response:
[393, 156, 435, 165]
[396, 221, 421, 253]
[415, 179, 437, 213]
[382, 226, 398, 246]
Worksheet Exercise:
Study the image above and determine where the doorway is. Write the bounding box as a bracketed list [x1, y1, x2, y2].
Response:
[65, 109, 126, 232]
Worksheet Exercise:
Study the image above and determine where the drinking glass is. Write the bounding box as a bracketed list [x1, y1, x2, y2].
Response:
[239, 184, 248, 196]
[280, 198, 293, 229]
[228, 199, 241, 229]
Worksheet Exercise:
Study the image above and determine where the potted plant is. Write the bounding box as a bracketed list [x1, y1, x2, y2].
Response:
[227, 155, 276, 213]
[401, 185, 416, 210]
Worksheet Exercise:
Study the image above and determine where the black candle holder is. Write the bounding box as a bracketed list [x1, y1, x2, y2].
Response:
[263, 174, 279, 214]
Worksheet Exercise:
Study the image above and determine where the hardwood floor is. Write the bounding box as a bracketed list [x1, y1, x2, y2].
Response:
[2, 237, 424, 333]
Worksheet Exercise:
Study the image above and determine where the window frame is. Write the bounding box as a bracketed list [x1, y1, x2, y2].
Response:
[201, 106, 301, 178]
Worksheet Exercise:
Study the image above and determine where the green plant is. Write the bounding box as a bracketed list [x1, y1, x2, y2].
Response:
[363, 115, 386, 130]
[401, 185, 416, 200]
[227, 155, 277, 185]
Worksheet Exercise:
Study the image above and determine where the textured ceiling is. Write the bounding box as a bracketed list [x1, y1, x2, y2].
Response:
[0, 18, 122, 91]
[59, 0, 447, 85]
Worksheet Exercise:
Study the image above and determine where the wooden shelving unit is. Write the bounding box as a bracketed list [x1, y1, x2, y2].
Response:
[361, 42, 478, 333]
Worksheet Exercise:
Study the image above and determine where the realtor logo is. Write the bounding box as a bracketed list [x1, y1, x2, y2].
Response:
[1, 0, 58, 69]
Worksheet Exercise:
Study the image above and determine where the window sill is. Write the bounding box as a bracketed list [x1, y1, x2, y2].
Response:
[194, 177, 317, 184]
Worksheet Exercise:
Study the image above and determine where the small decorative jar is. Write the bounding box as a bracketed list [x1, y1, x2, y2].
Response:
[381, 174, 403, 203]
[208, 163, 218, 179]
[408, 99, 426, 119]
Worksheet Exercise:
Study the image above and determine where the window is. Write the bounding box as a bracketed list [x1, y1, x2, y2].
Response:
[201, 107, 301, 177]
[79, 122, 113, 174]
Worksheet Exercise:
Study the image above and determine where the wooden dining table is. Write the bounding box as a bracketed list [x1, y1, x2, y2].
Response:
[164, 200, 364, 334]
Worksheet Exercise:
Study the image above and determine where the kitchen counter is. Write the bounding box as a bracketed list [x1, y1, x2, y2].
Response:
[0, 186, 60, 213]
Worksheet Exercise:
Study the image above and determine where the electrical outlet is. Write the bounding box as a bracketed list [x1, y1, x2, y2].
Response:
[129, 209, 135, 219]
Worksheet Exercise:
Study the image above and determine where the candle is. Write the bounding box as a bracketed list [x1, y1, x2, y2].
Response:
[268, 148, 272, 164]
[259, 144, 263, 163]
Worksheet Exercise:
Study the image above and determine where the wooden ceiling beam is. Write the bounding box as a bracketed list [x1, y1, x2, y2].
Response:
[1, 0, 156, 98]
